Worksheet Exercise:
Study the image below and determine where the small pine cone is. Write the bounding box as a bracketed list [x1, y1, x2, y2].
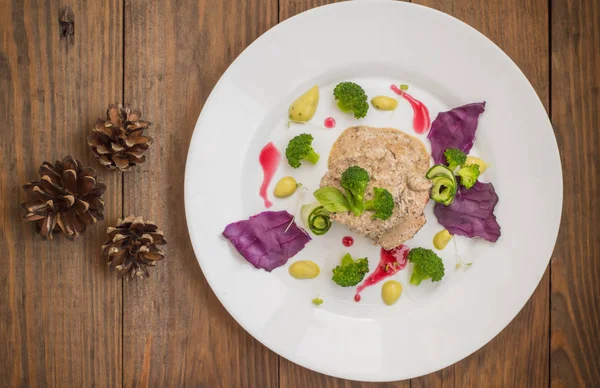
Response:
[21, 156, 106, 239]
[103, 216, 167, 279]
[88, 104, 153, 171]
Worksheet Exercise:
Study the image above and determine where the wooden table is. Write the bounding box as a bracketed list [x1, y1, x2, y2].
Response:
[1, 0, 598, 386]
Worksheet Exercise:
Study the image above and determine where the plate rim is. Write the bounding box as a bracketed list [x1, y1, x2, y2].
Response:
[183, 0, 563, 381]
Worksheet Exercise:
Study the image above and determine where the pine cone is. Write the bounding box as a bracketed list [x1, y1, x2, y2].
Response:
[88, 104, 153, 171]
[103, 216, 167, 279]
[21, 156, 106, 239]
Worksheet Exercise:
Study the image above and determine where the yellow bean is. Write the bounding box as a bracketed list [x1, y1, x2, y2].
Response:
[371, 96, 398, 111]
[466, 156, 489, 173]
[289, 261, 320, 279]
[381, 280, 402, 305]
[433, 229, 452, 250]
[289, 85, 319, 122]
[273, 176, 298, 198]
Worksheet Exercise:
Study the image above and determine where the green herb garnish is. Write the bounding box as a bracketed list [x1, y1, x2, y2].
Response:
[332, 253, 369, 287]
[443, 148, 467, 172]
[364, 187, 394, 220]
[285, 133, 320, 168]
[408, 248, 445, 286]
[333, 82, 369, 119]
[457, 164, 481, 189]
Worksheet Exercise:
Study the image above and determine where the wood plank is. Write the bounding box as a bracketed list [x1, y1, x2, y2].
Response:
[0, 0, 123, 386]
[550, 0, 600, 386]
[413, 0, 452, 15]
[411, 0, 550, 386]
[121, 0, 279, 386]
[280, 358, 411, 388]
[410, 364, 454, 388]
[279, 0, 344, 22]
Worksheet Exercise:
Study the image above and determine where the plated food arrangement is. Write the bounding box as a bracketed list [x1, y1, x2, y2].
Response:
[222, 80, 500, 307]
[184, 2, 563, 381]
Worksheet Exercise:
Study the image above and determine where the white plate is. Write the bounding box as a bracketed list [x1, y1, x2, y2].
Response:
[184, 0, 562, 382]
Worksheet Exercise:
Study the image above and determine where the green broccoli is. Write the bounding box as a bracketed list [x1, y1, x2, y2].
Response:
[457, 164, 480, 189]
[333, 82, 369, 119]
[332, 253, 369, 287]
[408, 247, 445, 286]
[285, 133, 320, 168]
[364, 187, 394, 220]
[340, 166, 370, 216]
[444, 148, 467, 171]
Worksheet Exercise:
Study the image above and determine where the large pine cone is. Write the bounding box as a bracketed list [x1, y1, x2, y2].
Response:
[102, 216, 167, 279]
[88, 104, 153, 171]
[21, 156, 106, 239]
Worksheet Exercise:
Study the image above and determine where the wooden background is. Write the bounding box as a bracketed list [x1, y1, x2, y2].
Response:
[1, 0, 598, 386]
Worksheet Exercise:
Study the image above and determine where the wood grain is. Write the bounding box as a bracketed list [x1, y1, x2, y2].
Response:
[280, 359, 412, 388]
[2, 0, 600, 386]
[550, 0, 600, 386]
[0, 0, 123, 386]
[411, 0, 551, 386]
[279, 0, 344, 21]
[413, 0, 452, 15]
[121, 0, 279, 386]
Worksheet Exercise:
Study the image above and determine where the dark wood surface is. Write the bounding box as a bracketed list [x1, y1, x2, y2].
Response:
[0, 0, 123, 386]
[550, 0, 600, 386]
[121, 0, 279, 386]
[0, 0, 598, 387]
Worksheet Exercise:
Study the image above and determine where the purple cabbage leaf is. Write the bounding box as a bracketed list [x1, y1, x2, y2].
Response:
[434, 181, 501, 242]
[428, 102, 486, 164]
[222, 210, 311, 272]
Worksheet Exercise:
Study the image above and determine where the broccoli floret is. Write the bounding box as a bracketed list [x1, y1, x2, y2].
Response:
[340, 166, 370, 216]
[285, 133, 320, 168]
[364, 187, 394, 220]
[457, 164, 480, 189]
[444, 148, 467, 171]
[332, 253, 369, 287]
[408, 247, 445, 286]
[333, 82, 369, 119]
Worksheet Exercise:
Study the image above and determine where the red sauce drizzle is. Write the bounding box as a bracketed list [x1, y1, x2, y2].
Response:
[342, 236, 354, 247]
[354, 245, 409, 302]
[390, 85, 431, 134]
[324, 117, 336, 129]
[258, 142, 281, 208]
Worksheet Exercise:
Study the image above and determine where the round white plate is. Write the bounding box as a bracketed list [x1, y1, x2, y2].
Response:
[184, 0, 562, 382]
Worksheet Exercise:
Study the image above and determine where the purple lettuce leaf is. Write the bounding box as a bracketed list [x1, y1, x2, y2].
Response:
[222, 210, 311, 272]
[434, 181, 501, 242]
[428, 102, 486, 163]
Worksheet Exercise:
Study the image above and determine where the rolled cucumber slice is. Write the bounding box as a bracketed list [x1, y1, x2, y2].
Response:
[430, 176, 456, 206]
[426, 164, 455, 181]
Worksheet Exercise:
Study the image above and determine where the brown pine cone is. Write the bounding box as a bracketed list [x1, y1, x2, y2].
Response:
[88, 104, 153, 171]
[21, 156, 106, 239]
[102, 216, 167, 279]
